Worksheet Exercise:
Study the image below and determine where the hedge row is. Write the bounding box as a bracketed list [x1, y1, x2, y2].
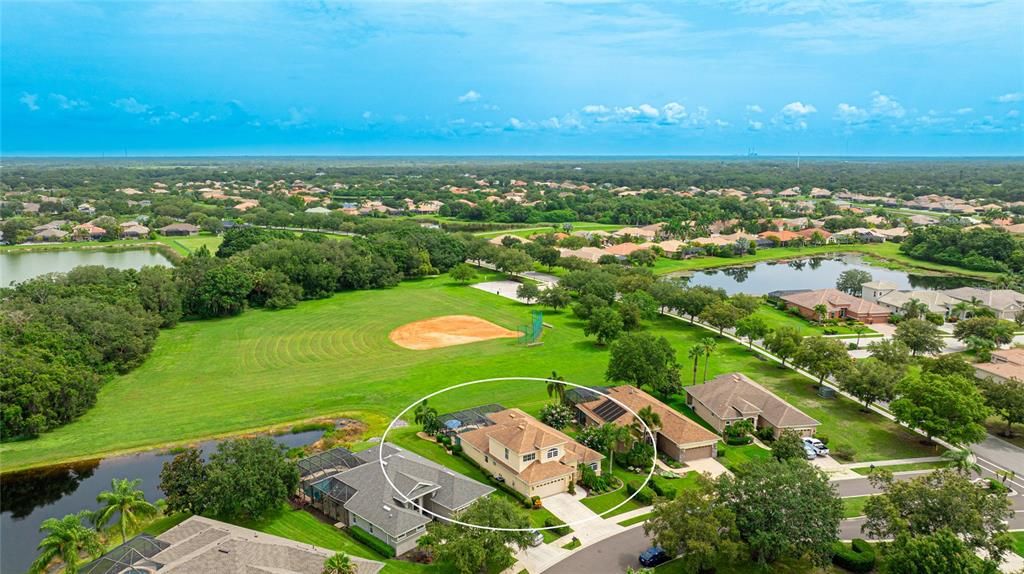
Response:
[544, 516, 571, 537]
[349, 525, 396, 558]
[831, 539, 876, 573]
[649, 480, 676, 500]
[626, 480, 655, 505]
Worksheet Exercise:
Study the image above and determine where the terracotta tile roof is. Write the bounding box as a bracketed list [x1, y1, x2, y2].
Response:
[577, 386, 718, 447]
[758, 230, 802, 242]
[781, 289, 890, 316]
[602, 242, 649, 256]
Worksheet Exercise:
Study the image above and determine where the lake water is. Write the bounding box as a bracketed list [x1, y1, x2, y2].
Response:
[673, 254, 980, 295]
[0, 248, 172, 286]
[0, 431, 324, 574]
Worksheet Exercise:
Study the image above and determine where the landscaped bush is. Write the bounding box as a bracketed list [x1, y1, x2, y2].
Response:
[832, 443, 857, 461]
[349, 525, 396, 558]
[831, 539, 876, 573]
[649, 481, 676, 500]
[755, 426, 775, 442]
[579, 463, 613, 494]
[532, 495, 542, 509]
[816, 435, 830, 445]
[725, 435, 752, 446]
[448, 443, 462, 455]
[544, 516, 570, 537]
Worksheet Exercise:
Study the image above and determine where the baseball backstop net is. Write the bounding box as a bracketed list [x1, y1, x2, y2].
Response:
[517, 311, 544, 345]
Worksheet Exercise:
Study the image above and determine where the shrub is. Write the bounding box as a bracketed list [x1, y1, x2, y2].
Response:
[847, 342, 858, 350]
[349, 525, 396, 558]
[544, 517, 570, 537]
[831, 539, 876, 573]
[755, 426, 775, 442]
[832, 443, 857, 461]
[633, 487, 653, 505]
[567, 481, 576, 495]
[532, 496, 542, 509]
[448, 443, 462, 455]
[816, 435, 829, 445]
[626, 480, 641, 496]
[725, 435, 752, 446]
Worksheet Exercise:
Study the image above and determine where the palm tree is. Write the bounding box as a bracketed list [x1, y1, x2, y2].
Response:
[600, 423, 634, 472]
[547, 371, 566, 404]
[323, 552, 357, 574]
[813, 304, 829, 322]
[94, 478, 159, 545]
[941, 449, 981, 476]
[30, 511, 103, 574]
[852, 324, 869, 348]
[900, 298, 929, 320]
[701, 337, 717, 382]
[968, 296, 995, 318]
[687, 346, 703, 385]
[952, 300, 972, 320]
[630, 405, 662, 440]
[413, 399, 438, 427]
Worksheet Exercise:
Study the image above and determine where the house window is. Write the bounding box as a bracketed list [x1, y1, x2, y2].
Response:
[546, 448, 558, 459]
[589, 462, 598, 471]
[504, 448, 509, 460]
[523, 453, 536, 463]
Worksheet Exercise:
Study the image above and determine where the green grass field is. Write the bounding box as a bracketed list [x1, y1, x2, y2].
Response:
[0, 233, 223, 257]
[842, 495, 873, 518]
[1011, 531, 1024, 558]
[0, 271, 936, 471]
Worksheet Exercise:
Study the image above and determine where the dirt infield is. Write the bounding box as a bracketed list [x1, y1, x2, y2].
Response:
[389, 315, 520, 350]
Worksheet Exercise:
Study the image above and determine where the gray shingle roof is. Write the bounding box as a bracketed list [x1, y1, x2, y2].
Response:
[685, 372, 820, 429]
[319, 443, 494, 538]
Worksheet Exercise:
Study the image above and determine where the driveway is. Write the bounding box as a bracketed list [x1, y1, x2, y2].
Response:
[681, 457, 729, 478]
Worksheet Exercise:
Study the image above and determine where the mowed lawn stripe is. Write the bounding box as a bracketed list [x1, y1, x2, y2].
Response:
[1, 273, 933, 471]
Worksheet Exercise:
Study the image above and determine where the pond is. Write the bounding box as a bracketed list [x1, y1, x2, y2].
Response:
[0, 430, 324, 574]
[671, 254, 983, 295]
[0, 248, 173, 286]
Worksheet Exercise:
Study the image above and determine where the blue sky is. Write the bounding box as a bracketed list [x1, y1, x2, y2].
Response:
[2, 1, 1022, 156]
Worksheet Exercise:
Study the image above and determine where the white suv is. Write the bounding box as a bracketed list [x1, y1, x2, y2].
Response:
[802, 437, 829, 456]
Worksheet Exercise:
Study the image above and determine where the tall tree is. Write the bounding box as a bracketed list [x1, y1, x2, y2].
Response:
[836, 269, 873, 296]
[837, 357, 903, 411]
[584, 306, 624, 346]
[414, 400, 440, 434]
[863, 468, 1013, 561]
[687, 345, 703, 385]
[516, 282, 540, 304]
[735, 315, 769, 349]
[893, 318, 945, 356]
[448, 262, 478, 284]
[644, 475, 743, 573]
[890, 374, 991, 446]
[900, 298, 929, 320]
[701, 337, 717, 382]
[546, 371, 566, 404]
[605, 333, 681, 396]
[419, 496, 532, 574]
[763, 326, 802, 367]
[883, 530, 994, 574]
[699, 301, 744, 335]
[716, 458, 842, 566]
[160, 447, 208, 515]
[93, 478, 159, 544]
[793, 336, 852, 385]
[867, 338, 911, 369]
[771, 429, 807, 461]
[29, 511, 103, 574]
[979, 377, 1024, 438]
[202, 437, 300, 520]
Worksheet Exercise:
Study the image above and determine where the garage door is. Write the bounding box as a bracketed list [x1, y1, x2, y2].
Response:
[682, 444, 714, 461]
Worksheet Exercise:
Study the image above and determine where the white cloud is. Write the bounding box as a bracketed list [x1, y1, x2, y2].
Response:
[781, 101, 817, 116]
[1007, 110, 1020, 118]
[506, 117, 529, 130]
[361, 111, 373, 120]
[714, 119, 730, 127]
[582, 104, 609, 114]
[49, 93, 88, 110]
[540, 116, 561, 129]
[748, 120, 764, 131]
[274, 107, 310, 128]
[662, 102, 687, 123]
[19, 93, 39, 111]
[997, 92, 1023, 103]
[746, 104, 763, 113]
[870, 91, 905, 118]
[458, 90, 481, 103]
[637, 103, 660, 119]
[836, 103, 868, 122]
[956, 107, 973, 115]
[112, 97, 150, 114]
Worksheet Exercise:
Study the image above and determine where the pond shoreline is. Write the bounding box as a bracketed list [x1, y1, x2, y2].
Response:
[0, 240, 183, 262]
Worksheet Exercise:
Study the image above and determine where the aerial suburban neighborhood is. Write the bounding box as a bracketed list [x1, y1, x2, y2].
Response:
[3, 1, 1024, 574]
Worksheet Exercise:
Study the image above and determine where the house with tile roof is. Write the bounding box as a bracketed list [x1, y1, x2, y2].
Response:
[973, 348, 1024, 384]
[685, 373, 820, 438]
[944, 287, 1024, 321]
[302, 443, 493, 556]
[780, 288, 891, 324]
[575, 386, 719, 462]
[459, 408, 604, 499]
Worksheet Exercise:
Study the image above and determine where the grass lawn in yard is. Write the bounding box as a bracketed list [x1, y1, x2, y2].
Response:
[561, 538, 582, 550]
[842, 495, 874, 518]
[581, 466, 700, 518]
[983, 419, 1024, 449]
[154, 232, 223, 255]
[617, 512, 652, 527]
[1011, 532, 1024, 558]
[2, 269, 938, 471]
[716, 442, 772, 472]
[751, 305, 863, 336]
[851, 461, 950, 475]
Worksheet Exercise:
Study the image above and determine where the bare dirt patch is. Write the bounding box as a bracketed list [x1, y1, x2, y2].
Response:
[389, 314, 519, 350]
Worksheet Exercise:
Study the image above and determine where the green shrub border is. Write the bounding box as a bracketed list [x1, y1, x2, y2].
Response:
[349, 525, 397, 558]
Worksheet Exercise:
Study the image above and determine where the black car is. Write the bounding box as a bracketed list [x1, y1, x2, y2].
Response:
[639, 547, 670, 567]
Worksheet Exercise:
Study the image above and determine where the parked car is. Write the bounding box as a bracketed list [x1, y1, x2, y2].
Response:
[639, 547, 670, 567]
[528, 529, 544, 547]
[803, 444, 818, 460]
[803, 437, 829, 456]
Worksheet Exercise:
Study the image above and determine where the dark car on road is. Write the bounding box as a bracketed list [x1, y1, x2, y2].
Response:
[639, 547, 670, 567]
